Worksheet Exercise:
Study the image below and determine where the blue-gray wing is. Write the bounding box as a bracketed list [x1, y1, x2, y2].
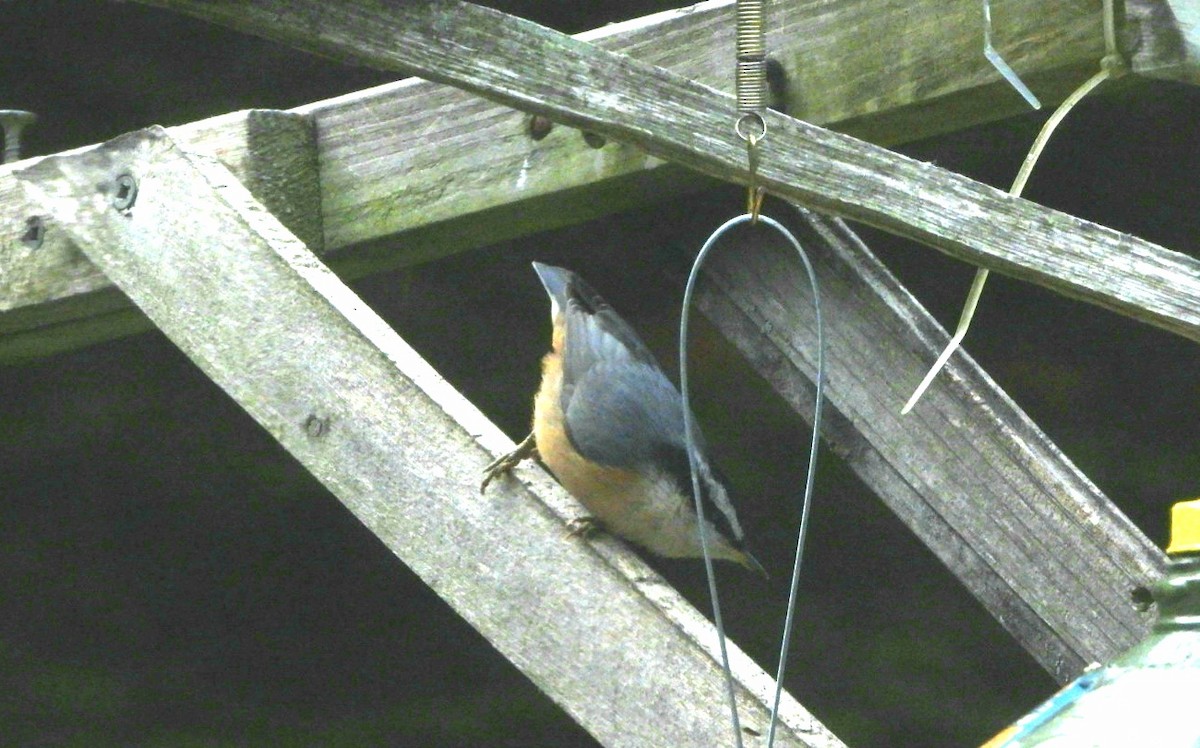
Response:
[553, 268, 696, 466]
[563, 352, 744, 549]
[546, 266, 745, 547]
[559, 275, 659, 385]
[562, 358, 690, 469]
[537, 260, 708, 468]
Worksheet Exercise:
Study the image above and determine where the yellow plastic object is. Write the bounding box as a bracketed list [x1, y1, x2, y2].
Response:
[1166, 499, 1200, 555]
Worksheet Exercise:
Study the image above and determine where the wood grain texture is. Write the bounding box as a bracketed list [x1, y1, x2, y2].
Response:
[129, 0, 1200, 347]
[0, 110, 318, 360]
[3, 0, 1186, 361]
[296, 0, 1107, 255]
[691, 208, 1166, 681]
[13, 127, 845, 748]
[1127, 0, 1200, 83]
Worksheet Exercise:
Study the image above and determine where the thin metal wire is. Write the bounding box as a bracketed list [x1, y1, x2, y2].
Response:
[900, 65, 1112, 414]
[902, 0, 1123, 414]
[680, 213, 824, 748]
[681, 4, 823, 744]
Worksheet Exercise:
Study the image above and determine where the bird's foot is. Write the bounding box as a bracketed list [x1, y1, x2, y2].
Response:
[480, 433, 537, 493]
[564, 516, 603, 540]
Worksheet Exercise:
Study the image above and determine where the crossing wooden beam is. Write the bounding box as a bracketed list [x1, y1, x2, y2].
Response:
[6, 0, 1195, 361]
[692, 208, 1165, 681]
[13, 126, 845, 748]
[1127, 0, 1200, 84]
[126, 0, 1200, 349]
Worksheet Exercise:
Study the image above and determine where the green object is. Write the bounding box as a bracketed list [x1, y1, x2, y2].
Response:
[982, 500, 1200, 747]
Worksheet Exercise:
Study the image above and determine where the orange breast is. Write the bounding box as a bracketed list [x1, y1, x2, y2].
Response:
[529, 320, 744, 563]
[533, 348, 643, 525]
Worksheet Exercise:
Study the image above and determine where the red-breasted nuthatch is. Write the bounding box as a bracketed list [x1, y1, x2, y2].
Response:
[483, 262, 765, 577]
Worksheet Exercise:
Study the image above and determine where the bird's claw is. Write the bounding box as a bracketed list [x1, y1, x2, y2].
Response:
[564, 516, 602, 540]
[480, 433, 537, 493]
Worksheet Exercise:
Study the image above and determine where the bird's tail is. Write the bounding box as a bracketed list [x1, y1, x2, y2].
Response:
[736, 549, 769, 580]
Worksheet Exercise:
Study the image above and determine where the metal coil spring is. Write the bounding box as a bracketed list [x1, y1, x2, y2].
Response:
[736, 0, 766, 114]
[736, 60, 767, 114]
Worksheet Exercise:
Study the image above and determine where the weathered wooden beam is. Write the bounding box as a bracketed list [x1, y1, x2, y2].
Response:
[1, 0, 1111, 362]
[13, 126, 845, 748]
[129, 0, 1200, 350]
[299, 0, 1111, 255]
[2, 0, 1189, 362]
[1127, 0, 1200, 84]
[0, 109, 319, 360]
[692, 208, 1166, 681]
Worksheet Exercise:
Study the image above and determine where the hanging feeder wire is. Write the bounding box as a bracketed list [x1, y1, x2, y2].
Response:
[680, 3, 827, 746]
[680, 214, 825, 748]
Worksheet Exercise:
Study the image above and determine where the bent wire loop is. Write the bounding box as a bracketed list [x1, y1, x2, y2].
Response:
[680, 213, 825, 748]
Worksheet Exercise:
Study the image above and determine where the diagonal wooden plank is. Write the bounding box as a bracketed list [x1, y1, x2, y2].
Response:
[5, 1, 1195, 363]
[133, 0, 1200, 350]
[0, 0, 1107, 362]
[691, 208, 1166, 681]
[13, 126, 844, 748]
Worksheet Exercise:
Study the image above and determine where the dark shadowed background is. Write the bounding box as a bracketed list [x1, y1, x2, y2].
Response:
[2, 1, 1198, 746]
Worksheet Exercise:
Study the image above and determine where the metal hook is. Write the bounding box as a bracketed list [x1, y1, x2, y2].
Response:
[736, 113, 767, 224]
